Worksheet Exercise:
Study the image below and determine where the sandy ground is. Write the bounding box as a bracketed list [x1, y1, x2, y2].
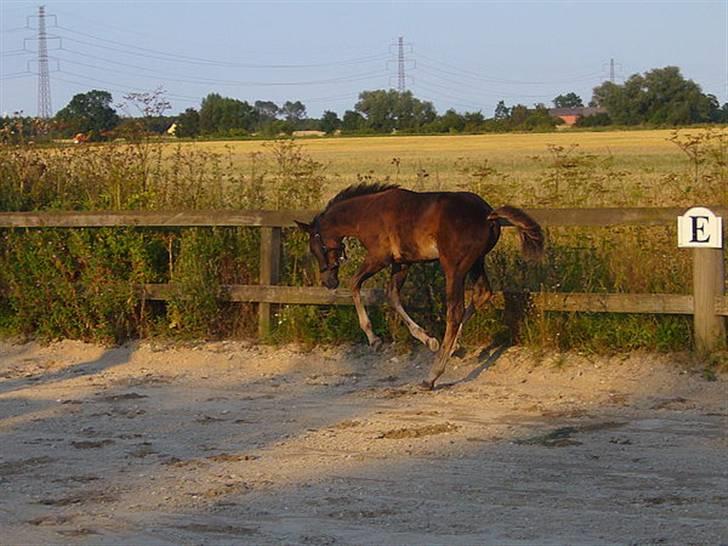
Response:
[0, 339, 726, 545]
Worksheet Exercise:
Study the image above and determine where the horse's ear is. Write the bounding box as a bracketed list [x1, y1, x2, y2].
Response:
[294, 220, 312, 233]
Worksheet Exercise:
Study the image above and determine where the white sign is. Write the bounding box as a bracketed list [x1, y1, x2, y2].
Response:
[677, 207, 723, 248]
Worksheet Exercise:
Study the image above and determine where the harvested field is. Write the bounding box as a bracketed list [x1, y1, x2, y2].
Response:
[1, 340, 726, 544]
[174, 129, 690, 200]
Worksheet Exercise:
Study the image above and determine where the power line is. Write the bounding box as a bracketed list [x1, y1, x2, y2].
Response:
[52, 24, 390, 70]
[0, 49, 35, 57]
[415, 51, 604, 86]
[415, 66, 555, 99]
[0, 70, 35, 80]
[49, 53, 389, 87]
[412, 80, 491, 110]
[54, 70, 201, 103]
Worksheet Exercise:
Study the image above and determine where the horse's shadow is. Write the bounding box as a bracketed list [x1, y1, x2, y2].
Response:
[437, 342, 510, 389]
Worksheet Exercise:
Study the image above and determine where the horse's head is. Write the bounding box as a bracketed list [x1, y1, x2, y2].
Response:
[295, 219, 345, 290]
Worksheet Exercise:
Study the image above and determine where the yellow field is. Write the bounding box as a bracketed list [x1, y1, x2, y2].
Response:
[182, 129, 682, 162]
[168, 129, 713, 207]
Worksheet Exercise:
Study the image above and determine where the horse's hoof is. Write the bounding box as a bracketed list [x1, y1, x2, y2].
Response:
[426, 337, 440, 353]
[418, 380, 435, 391]
[370, 337, 383, 351]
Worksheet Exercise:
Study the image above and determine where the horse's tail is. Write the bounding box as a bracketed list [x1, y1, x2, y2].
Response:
[488, 205, 544, 262]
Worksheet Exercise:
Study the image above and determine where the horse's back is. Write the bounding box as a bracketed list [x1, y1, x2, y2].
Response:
[384, 188, 492, 216]
[373, 188, 497, 262]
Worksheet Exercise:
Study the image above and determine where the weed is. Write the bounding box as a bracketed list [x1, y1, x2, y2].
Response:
[0, 130, 722, 351]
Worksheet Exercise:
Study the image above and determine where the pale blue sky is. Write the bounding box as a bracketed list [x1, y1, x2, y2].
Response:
[1, 1, 726, 118]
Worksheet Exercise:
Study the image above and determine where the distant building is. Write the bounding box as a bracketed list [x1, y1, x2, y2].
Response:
[292, 130, 326, 138]
[548, 106, 606, 126]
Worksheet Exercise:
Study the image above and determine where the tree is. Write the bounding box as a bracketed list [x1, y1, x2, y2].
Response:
[199, 93, 258, 135]
[175, 107, 200, 138]
[704, 94, 722, 123]
[553, 92, 584, 108]
[509, 104, 529, 126]
[341, 110, 366, 132]
[355, 90, 436, 132]
[591, 66, 716, 125]
[123, 87, 171, 118]
[575, 112, 612, 127]
[718, 102, 728, 123]
[523, 104, 556, 130]
[355, 90, 397, 132]
[54, 90, 119, 137]
[438, 109, 465, 133]
[320, 110, 341, 134]
[493, 100, 510, 120]
[280, 100, 307, 124]
[462, 111, 485, 132]
[254, 100, 279, 123]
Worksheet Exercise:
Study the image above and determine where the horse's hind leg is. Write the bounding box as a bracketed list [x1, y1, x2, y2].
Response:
[388, 264, 439, 352]
[423, 270, 466, 389]
[463, 258, 494, 325]
[448, 259, 495, 356]
[351, 257, 386, 348]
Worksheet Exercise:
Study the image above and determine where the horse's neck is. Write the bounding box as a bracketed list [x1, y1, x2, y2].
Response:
[322, 200, 367, 237]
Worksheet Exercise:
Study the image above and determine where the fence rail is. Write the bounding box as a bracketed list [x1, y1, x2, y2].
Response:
[145, 283, 728, 316]
[1, 207, 725, 350]
[2, 207, 727, 229]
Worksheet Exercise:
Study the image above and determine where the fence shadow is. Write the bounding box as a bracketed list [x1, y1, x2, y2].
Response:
[0, 345, 134, 396]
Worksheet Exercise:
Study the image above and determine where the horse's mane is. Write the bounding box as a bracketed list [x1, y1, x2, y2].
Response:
[323, 182, 399, 213]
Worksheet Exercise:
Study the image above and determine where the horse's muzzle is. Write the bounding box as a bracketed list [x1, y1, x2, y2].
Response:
[323, 275, 339, 290]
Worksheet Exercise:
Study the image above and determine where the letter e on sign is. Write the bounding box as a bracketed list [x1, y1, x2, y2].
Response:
[677, 207, 722, 248]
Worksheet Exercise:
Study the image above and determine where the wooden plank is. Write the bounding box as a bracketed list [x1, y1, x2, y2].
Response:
[258, 227, 282, 339]
[144, 284, 387, 306]
[528, 292, 693, 315]
[522, 207, 728, 227]
[693, 248, 727, 352]
[2, 206, 726, 229]
[143, 284, 694, 315]
[0, 210, 318, 228]
[715, 296, 728, 317]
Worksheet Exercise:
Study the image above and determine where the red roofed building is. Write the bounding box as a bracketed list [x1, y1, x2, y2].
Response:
[548, 106, 606, 126]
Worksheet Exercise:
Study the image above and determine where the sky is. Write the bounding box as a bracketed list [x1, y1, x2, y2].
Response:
[1, 1, 726, 118]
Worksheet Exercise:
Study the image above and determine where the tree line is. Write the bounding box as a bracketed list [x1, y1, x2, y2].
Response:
[2, 66, 726, 143]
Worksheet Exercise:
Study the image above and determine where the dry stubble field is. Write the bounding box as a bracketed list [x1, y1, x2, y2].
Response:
[176, 129, 691, 203]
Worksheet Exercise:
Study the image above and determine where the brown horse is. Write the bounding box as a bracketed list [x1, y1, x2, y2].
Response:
[296, 183, 544, 389]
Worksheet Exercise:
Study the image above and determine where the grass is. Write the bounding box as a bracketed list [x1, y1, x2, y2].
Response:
[0, 127, 725, 350]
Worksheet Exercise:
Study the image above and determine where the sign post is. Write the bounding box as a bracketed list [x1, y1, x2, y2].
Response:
[678, 207, 725, 353]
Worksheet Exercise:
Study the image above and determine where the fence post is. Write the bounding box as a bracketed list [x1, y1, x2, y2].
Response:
[258, 227, 281, 339]
[693, 247, 726, 353]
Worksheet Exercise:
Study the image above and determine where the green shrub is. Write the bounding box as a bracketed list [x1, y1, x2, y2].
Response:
[0, 132, 721, 352]
[0, 228, 155, 342]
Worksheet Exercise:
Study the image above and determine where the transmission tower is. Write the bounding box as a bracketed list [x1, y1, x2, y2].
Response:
[36, 5, 52, 119]
[397, 36, 406, 92]
[609, 58, 615, 83]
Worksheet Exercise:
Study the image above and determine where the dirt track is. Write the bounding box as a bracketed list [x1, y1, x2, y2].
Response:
[1, 340, 726, 545]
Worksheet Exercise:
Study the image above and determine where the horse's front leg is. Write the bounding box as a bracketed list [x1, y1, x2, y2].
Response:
[351, 257, 386, 349]
[422, 271, 466, 389]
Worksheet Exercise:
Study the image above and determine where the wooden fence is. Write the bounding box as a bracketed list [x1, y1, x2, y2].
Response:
[1, 207, 726, 351]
